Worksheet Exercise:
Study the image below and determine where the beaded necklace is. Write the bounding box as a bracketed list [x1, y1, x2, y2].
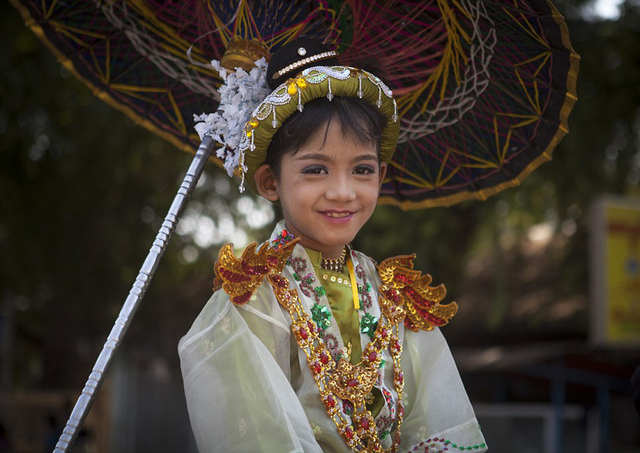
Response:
[268, 266, 405, 452]
[320, 246, 347, 273]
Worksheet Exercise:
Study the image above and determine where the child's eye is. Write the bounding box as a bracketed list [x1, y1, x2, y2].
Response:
[302, 166, 327, 175]
[354, 165, 376, 175]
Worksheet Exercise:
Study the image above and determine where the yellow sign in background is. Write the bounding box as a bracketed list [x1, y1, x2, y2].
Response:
[592, 196, 640, 346]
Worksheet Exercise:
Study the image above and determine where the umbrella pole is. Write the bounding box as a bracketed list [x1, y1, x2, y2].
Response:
[54, 136, 215, 452]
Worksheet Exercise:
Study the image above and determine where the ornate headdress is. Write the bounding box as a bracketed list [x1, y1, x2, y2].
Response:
[195, 39, 400, 193]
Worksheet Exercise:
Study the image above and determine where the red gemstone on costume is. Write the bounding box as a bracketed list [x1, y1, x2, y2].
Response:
[396, 371, 404, 384]
[344, 427, 354, 439]
[347, 378, 358, 387]
[320, 352, 329, 364]
[361, 418, 370, 429]
[282, 229, 288, 236]
[313, 361, 321, 374]
[394, 340, 402, 351]
[325, 395, 336, 408]
[307, 321, 315, 332]
[380, 328, 388, 338]
[368, 351, 377, 362]
[299, 329, 308, 340]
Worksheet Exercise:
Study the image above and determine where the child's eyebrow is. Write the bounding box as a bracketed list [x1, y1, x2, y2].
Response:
[295, 153, 330, 161]
[295, 153, 379, 162]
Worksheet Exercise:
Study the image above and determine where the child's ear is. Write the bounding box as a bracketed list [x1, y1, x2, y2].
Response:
[254, 164, 280, 202]
[378, 162, 388, 189]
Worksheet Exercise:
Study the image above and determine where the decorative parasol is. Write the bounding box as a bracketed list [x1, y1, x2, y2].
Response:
[10, 0, 578, 450]
[12, 0, 578, 209]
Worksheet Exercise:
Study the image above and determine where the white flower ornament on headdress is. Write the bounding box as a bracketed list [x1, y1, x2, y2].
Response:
[194, 57, 270, 177]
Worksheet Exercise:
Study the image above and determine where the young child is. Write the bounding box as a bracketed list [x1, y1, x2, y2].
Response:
[179, 40, 487, 453]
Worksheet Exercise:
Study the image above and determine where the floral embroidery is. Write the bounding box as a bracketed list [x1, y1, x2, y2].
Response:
[356, 264, 373, 309]
[290, 257, 306, 272]
[221, 316, 231, 335]
[342, 399, 354, 415]
[239, 417, 246, 437]
[271, 228, 295, 249]
[322, 332, 341, 360]
[290, 257, 326, 303]
[410, 438, 487, 452]
[204, 339, 215, 355]
[299, 273, 316, 298]
[382, 387, 396, 418]
[311, 423, 323, 437]
[312, 303, 332, 330]
[360, 313, 378, 339]
[376, 415, 393, 440]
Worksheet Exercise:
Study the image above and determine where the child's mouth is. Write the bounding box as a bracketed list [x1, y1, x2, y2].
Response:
[322, 211, 353, 219]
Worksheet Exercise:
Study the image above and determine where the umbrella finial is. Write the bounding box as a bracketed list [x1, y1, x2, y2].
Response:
[221, 38, 270, 72]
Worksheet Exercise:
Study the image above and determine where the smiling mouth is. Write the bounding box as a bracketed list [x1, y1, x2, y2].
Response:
[323, 211, 353, 218]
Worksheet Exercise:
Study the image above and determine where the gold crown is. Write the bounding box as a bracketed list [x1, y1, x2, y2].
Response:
[221, 38, 270, 72]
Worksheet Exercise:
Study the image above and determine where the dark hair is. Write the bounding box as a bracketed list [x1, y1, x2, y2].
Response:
[265, 96, 388, 178]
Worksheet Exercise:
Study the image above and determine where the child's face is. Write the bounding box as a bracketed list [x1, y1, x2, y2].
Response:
[256, 120, 387, 258]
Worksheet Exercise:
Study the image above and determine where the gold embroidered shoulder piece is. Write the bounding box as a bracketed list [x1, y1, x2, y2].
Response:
[214, 239, 298, 305]
[378, 254, 458, 332]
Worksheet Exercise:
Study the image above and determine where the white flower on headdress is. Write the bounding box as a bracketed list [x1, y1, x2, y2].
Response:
[194, 57, 270, 176]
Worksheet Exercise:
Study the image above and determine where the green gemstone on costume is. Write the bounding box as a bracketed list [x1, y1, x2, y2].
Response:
[293, 273, 301, 281]
[379, 359, 386, 369]
[311, 303, 332, 330]
[360, 313, 378, 339]
[314, 286, 326, 297]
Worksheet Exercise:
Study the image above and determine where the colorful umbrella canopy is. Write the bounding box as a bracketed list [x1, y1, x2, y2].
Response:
[11, 0, 578, 209]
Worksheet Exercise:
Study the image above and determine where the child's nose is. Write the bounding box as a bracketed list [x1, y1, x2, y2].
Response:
[325, 174, 356, 201]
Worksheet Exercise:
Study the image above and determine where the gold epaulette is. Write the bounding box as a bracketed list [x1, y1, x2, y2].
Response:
[377, 254, 458, 331]
[214, 239, 298, 305]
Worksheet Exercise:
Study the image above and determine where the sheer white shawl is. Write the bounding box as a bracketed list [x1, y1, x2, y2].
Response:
[179, 223, 486, 452]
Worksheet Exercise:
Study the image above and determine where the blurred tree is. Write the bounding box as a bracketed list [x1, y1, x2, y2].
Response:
[0, 0, 274, 392]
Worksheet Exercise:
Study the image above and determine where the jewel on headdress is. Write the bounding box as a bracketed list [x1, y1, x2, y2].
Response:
[298, 47, 307, 56]
[327, 77, 333, 101]
[392, 99, 398, 122]
[357, 76, 363, 99]
[376, 87, 382, 108]
[272, 109, 278, 128]
[297, 90, 303, 112]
